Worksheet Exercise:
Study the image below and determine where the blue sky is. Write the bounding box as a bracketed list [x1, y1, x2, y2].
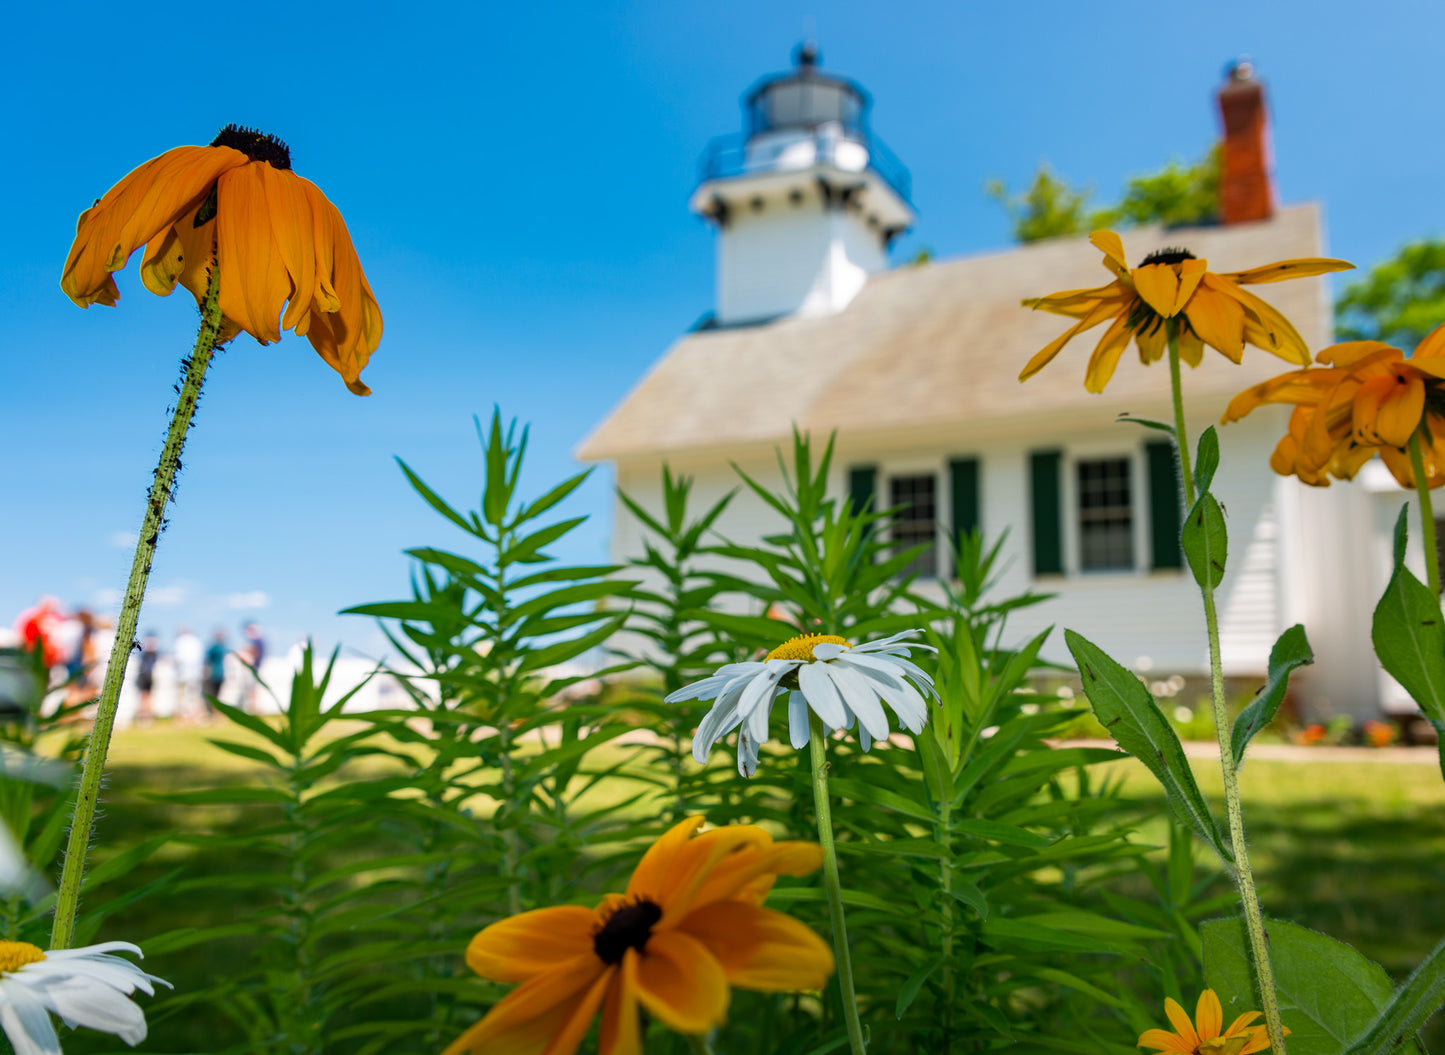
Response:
[4, 0, 1443, 658]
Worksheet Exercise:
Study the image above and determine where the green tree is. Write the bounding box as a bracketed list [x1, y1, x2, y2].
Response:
[986, 166, 1094, 243]
[990, 146, 1221, 243]
[1335, 238, 1445, 347]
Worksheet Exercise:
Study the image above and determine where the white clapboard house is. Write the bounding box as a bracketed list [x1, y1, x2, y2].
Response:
[580, 47, 1420, 721]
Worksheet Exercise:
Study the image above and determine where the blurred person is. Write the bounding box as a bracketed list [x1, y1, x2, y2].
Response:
[240, 622, 266, 715]
[134, 632, 161, 726]
[63, 609, 99, 705]
[13, 597, 66, 671]
[202, 629, 228, 722]
[172, 626, 203, 722]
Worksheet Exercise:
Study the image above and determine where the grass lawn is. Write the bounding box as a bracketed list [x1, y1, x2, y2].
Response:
[79, 724, 1445, 1050]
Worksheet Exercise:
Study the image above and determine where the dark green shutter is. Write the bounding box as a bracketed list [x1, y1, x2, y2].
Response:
[948, 457, 980, 578]
[847, 465, 877, 517]
[1029, 450, 1063, 576]
[1146, 440, 1184, 570]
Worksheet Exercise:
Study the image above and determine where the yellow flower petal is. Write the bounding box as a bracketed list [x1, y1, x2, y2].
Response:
[1357, 374, 1424, 448]
[1132, 263, 1182, 318]
[1221, 257, 1354, 285]
[1315, 341, 1399, 368]
[1164, 998, 1199, 1047]
[1138, 1029, 1196, 1053]
[465, 905, 599, 984]
[1084, 312, 1134, 393]
[1205, 273, 1311, 365]
[1179, 327, 1206, 368]
[1090, 230, 1130, 276]
[1023, 283, 1128, 319]
[679, 901, 834, 991]
[1019, 298, 1123, 382]
[1416, 320, 1445, 359]
[1174, 258, 1208, 314]
[215, 164, 291, 346]
[1185, 284, 1247, 363]
[633, 930, 730, 1033]
[1135, 322, 1166, 364]
[442, 955, 609, 1055]
[1195, 989, 1224, 1041]
[61, 145, 248, 307]
[598, 951, 641, 1055]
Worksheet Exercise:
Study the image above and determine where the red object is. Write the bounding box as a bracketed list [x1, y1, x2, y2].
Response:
[1217, 61, 1274, 225]
[14, 599, 66, 668]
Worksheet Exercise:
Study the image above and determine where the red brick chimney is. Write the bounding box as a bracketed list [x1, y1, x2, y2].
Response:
[1217, 59, 1274, 224]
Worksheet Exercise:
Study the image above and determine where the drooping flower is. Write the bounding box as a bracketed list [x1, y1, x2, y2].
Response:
[444, 816, 833, 1055]
[666, 630, 936, 776]
[1019, 231, 1351, 393]
[1138, 989, 1283, 1055]
[0, 939, 168, 1054]
[61, 125, 382, 395]
[1222, 323, 1445, 488]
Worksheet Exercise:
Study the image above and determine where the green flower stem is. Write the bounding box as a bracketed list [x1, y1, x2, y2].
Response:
[1409, 432, 1441, 596]
[50, 267, 224, 951]
[1167, 328, 1287, 1054]
[808, 710, 866, 1055]
[685, 1032, 717, 1055]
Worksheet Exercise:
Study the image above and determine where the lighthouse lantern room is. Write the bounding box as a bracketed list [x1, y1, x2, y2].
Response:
[691, 45, 915, 326]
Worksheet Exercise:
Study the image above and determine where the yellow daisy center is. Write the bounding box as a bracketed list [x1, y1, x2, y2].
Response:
[1199, 1036, 1250, 1055]
[0, 941, 45, 973]
[766, 633, 850, 663]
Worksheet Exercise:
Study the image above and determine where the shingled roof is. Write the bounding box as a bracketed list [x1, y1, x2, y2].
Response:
[578, 204, 1333, 461]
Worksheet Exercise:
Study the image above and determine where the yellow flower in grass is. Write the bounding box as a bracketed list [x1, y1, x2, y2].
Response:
[1020, 231, 1351, 393]
[61, 125, 382, 395]
[1138, 989, 1283, 1055]
[445, 817, 833, 1055]
[1223, 322, 1445, 488]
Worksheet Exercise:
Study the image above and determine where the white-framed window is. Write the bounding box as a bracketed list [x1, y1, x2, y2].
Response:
[1075, 455, 1136, 573]
[889, 472, 937, 579]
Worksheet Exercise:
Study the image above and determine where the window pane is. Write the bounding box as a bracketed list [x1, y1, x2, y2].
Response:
[1077, 458, 1133, 572]
[889, 473, 936, 579]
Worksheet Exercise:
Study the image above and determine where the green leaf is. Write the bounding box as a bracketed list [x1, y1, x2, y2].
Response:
[896, 957, 944, 1019]
[946, 879, 989, 919]
[1066, 630, 1231, 863]
[1195, 427, 1221, 494]
[1231, 625, 1314, 765]
[981, 918, 1124, 955]
[1182, 492, 1228, 590]
[1204, 917, 1423, 1055]
[397, 459, 475, 536]
[1343, 934, 1445, 1055]
[1115, 414, 1176, 436]
[1372, 505, 1445, 725]
[1027, 966, 1129, 1009]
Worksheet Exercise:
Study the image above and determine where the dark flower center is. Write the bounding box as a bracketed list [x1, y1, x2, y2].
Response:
[593, 899, 663, 964]
[1139, 247, 1196, 267]
[211, 124, 292, 170]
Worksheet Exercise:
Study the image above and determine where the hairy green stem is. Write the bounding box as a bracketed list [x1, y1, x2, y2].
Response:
[809, 711, 866, 1055]
[1410, 432, 1441, 596]
[1168, 328, 1286, 1053]
[50, 266, 223, 950]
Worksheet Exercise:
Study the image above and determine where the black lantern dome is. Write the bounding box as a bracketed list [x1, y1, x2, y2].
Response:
[744, 43, 869, 140]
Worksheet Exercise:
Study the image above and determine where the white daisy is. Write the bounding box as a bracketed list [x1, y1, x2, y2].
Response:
[0, 939, 169, 1055]
[666, 630, 937, 776]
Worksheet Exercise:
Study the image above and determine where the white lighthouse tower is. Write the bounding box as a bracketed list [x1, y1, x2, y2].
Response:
[691, 45, 915, 327]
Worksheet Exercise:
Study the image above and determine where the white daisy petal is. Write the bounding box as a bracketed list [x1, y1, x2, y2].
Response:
[869, 653, 937, 694]
[663, 662, 766, 703]
[737, 728, 760, 778]
[798, 661, 849, 729]
[788, 690, 811, 749]
[851, 629, 923, 651]
[692, 696, 742, 763]
[747, 687, 775, 747]
[859, 724, 874, 753]
[41, 978, 148, 1044]
[810, 642, 848, 661]
[736, 661, 793, 722]
[837, 657, 926, 734]
[824, 662, 891, 741]
[0, 981, 60, 1055]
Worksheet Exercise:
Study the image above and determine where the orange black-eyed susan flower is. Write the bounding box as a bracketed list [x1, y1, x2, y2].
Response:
[61, 125, 381, 395]
[1222, 323, 1445, 488]
[444, 817, 833, 1055]
[1138, 989, 1284, 1055]
[1020, 231, 1351, 393]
